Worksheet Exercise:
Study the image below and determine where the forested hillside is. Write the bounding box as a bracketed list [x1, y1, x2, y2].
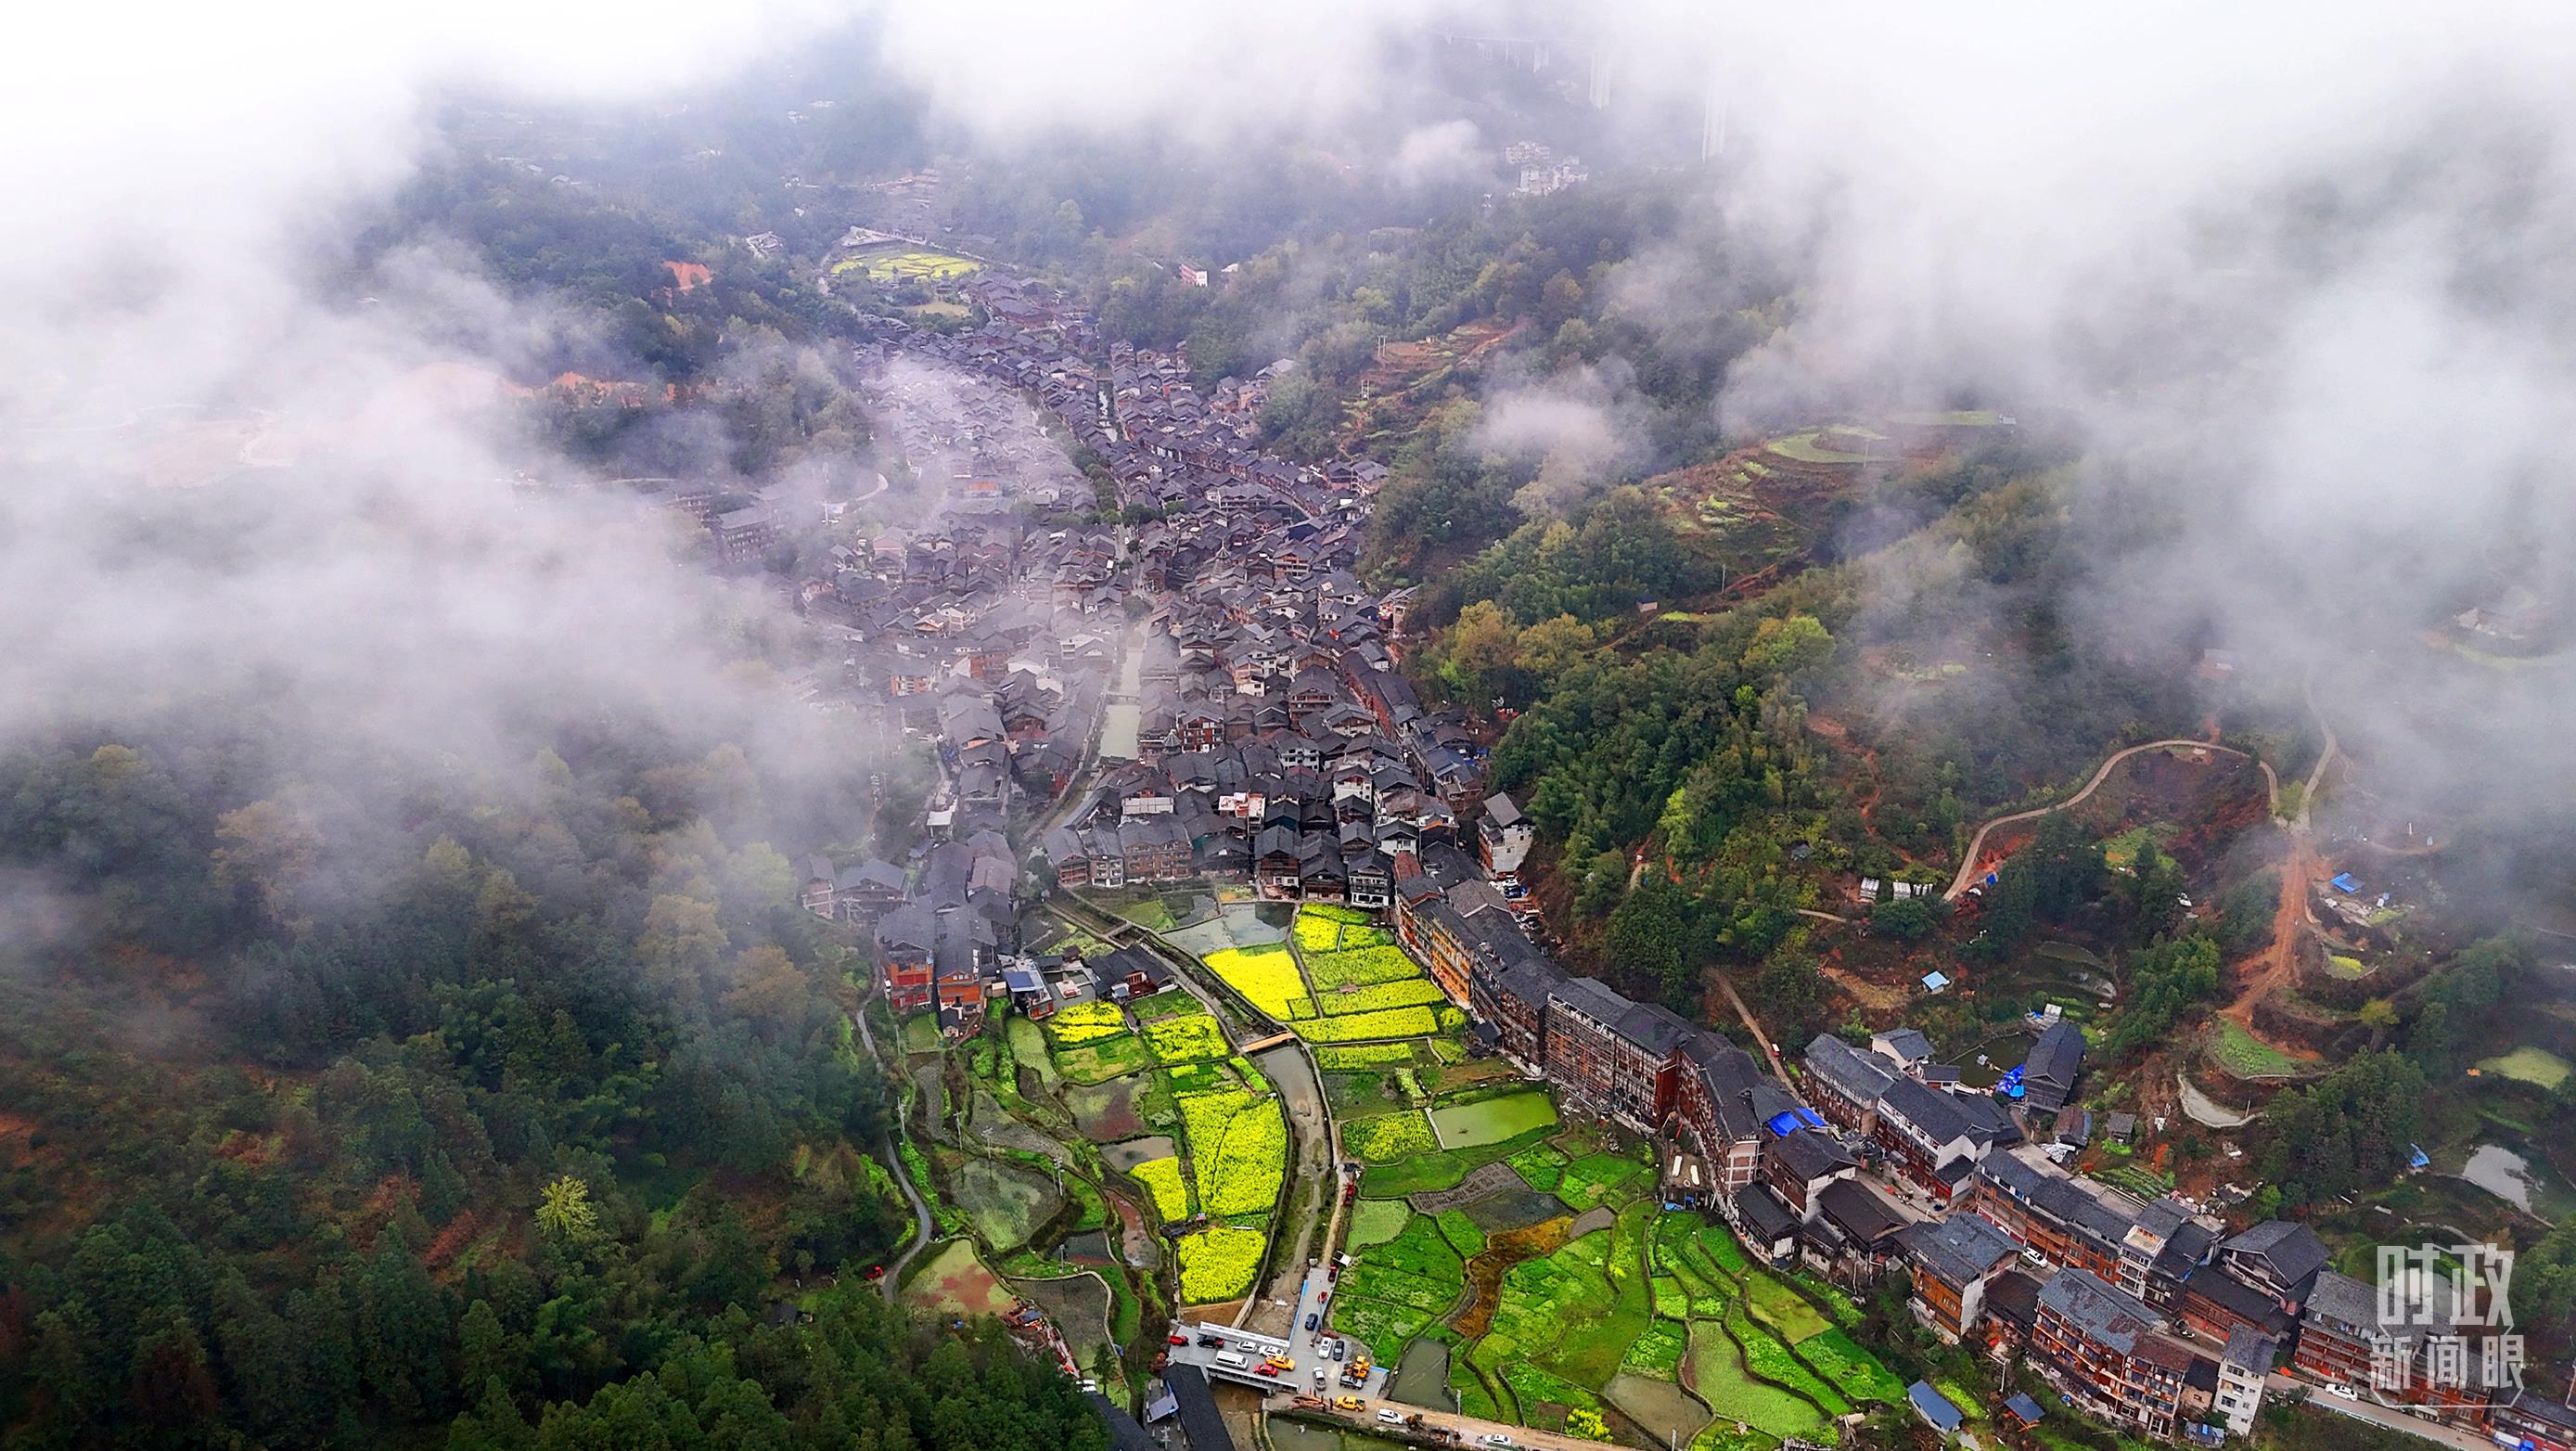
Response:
[0, 714, 991, 1447]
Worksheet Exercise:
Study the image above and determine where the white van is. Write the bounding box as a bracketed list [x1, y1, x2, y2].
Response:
[1215, 1351, 1248, 1369]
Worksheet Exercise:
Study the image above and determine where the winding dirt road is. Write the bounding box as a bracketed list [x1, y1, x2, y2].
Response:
[1942, 739, 2270, 901]
[850, 1000, 937, 1302]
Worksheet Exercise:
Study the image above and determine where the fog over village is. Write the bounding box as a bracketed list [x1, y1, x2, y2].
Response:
[5, 6, 2576, 1451]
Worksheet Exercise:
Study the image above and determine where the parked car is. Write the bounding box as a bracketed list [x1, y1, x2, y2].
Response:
[1376, 1410, 1403, 1425]
[1303, 1313, 1319, 1332]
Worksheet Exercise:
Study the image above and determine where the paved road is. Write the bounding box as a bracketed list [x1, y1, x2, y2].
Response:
[1241, 1044, 1334, 1334]
[1167, 1299, 1388, 1401]
[2264, 1374, 2497, 1451]
[2294, 674, 2337, 834]
[1302, 1393, 1613, 1451]
[1943, 739, 2259, 900]
[849, 1000, 937, 1302]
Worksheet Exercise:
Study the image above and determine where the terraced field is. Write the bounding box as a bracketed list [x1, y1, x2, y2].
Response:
[1327, 1104, 1903, 1447]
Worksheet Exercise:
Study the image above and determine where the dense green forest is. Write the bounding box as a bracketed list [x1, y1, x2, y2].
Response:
[0, 713, 959, 1447]
[346, 160, 849, 385]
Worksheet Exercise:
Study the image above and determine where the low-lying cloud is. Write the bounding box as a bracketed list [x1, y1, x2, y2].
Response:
[0, 0, 870, 884]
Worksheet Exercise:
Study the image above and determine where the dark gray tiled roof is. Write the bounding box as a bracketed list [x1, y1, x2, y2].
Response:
[2222, 1326, 2278, 1373]
[1879, 1075, 1978, 1147]
[1901, 1212, 2020, 1288]
[2223, 1220, 2329, 1289]
[1162, 1366, 1237, 1451]
[1619, 1001, 1698, 1058]
[1818, 1178, 1909, 1245]
[1736, 1182, 1800, 1241]
[1768, 1128, 1857, 1182]
[1804, 1034, 1897, 1103]
[2038, 1267, 2159, 1354]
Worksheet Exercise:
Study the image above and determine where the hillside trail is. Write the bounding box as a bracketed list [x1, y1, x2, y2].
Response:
[1935, 727, 2318, 1060]
[850, 999, 938, 1302]
[1943, 738, 2260, 900]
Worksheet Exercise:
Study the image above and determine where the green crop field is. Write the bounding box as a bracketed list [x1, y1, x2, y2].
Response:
[1766, 430, 1877, 466]
[1741, 1272, 1829, 1342]
[1053, 1034, 1155, 1085]
[1346, 1110, 1440, 1162]
[1686, 1319, 1826, 1440]
[1621, 1319, 1687, 1377]
[1725, 1303, 1850, 1417]
[1556, 1149, 1653, 1210]
[1301, 903, 1376, 926]
[2480, 1047, 2573, 1088]
[1338, 1080, 1902, 1445]
[1508, 1142, 1570, 1191]
[1178, 1088, 1285, 1215]
[2099, 821, 2180, 872]
[830, 244, 981, 282]
[2208, 1018, 2304, 1077]
[1347, 1199, 1412, 1249]
[1437, 1208, 1488, 1257]
[1791, 1327, 1904, 1404]
[1336, 1213, 1469, 1353]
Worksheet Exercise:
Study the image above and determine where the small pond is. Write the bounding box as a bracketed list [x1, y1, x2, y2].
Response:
[2447, 1140, 2576, 1220]
[1103, 1136, 1178, 1171]
[1947, 1029, 2038, 1090]
[1162, 902, 1292, 957]
[1387, 1337, 1455, 1410]
[1269, 1421, 1408, 1451]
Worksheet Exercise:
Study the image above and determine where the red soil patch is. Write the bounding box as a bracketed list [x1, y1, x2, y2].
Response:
[423, 1211, 481, 1273]
[211, 1130, 276, 1168]
[908, 1243, 1018, 1319]
[2222, 834, 2325, 1054]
